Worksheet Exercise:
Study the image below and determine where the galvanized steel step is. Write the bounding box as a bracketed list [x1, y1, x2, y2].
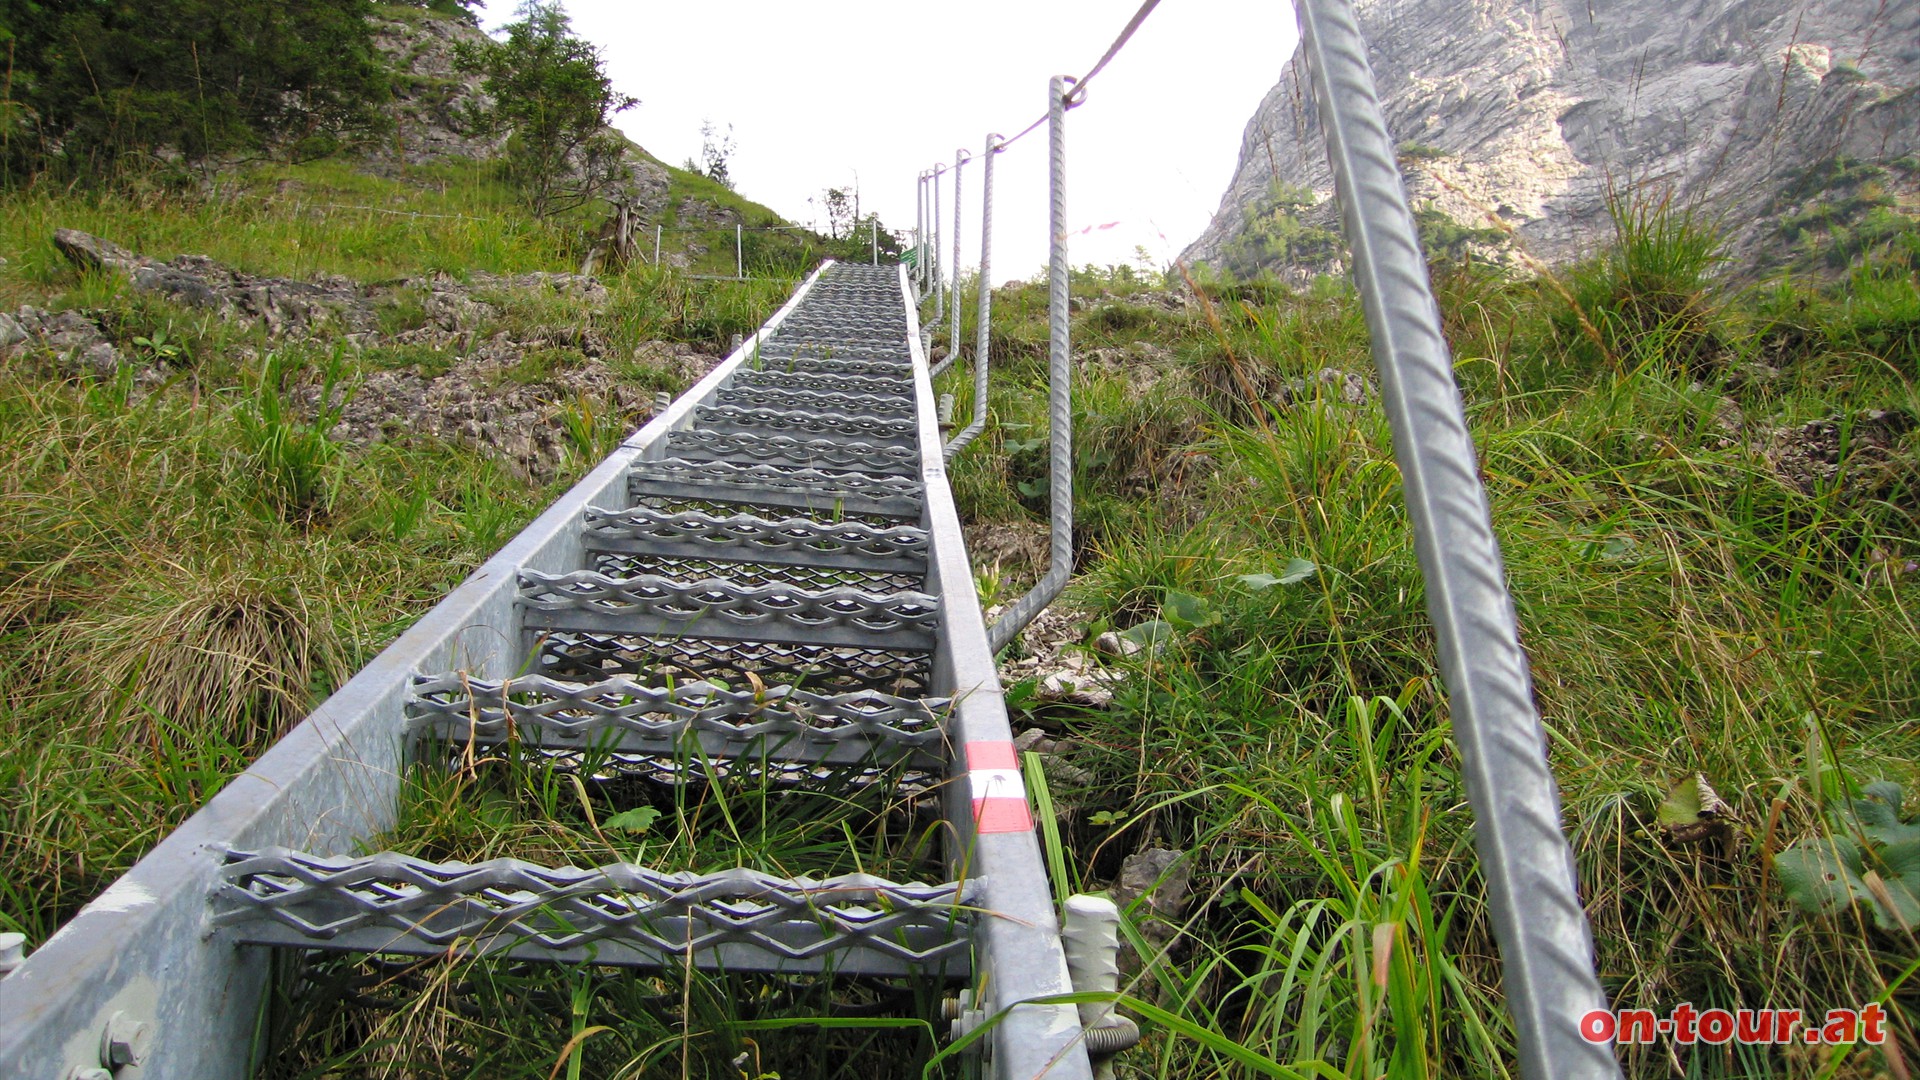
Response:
[628, 457, 924, 521]
[731, 368, 915, 398]
[695, 403, 918, 447]
[216, 849, 972, 977]
[582, 505, 929, 588]
[739, 351, 913, 378]
[529, 630, 933, 696]
[665, 429, 921, 475]
[406, 674, 947, 769]
[712, 384, 917, 418]
[517, 570, 940, 650]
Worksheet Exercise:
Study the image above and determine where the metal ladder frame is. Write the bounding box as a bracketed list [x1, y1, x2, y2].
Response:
[0, 261, 1093, 1080]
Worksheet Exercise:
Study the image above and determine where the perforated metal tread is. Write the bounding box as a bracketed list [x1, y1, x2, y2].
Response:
[732, 368, 914, 397]
[628, 457, 924, 521]
[581, 505, 927, 590]
[665, 428, 922, 476]
[695, 403, 919, 447]
[216, 849, 972, 977]
[590, 550, 922, 592]
[582, 506, 929, 576]
[713, 384, 917, 418]
[747, 345, 912, 369]
[405, 674, 947, 769]
[518, 570, 940, 651]
[530, 630, 933, 696]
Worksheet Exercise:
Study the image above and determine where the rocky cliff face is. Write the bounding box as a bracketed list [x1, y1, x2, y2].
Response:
[1185, 0, 1920, 277]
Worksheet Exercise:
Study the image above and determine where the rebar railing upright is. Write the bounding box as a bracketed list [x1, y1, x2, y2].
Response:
[944, 131, 1000, 462]
[916, 2, 1618, 1074]
[2, 3, 1625, 1076]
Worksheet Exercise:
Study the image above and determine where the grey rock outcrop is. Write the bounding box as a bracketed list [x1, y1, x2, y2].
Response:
[368, 11, 672, 221]
[16, 231, 719, 481]
[1185, 0, 1920, 276]
[54, 228, 378, 335]
[370, 13, 505, 167]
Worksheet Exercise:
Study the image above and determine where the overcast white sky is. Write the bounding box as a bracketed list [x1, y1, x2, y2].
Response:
[473, 1, 1298, 285]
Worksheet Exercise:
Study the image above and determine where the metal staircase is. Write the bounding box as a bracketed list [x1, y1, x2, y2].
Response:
[0, 262, 1097, 1079]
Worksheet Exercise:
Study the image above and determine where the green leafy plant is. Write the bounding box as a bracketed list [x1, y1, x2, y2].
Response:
[1237, 558, 1317, 591]
[1776, 782, 1920, 932]
[131, 328, 184, 365]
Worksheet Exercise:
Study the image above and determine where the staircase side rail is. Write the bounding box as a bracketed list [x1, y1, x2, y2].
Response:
[0, 265, 833, 1080]
[901, 264, 1095, 1080]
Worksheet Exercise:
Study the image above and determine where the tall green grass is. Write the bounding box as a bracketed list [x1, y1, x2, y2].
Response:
[5, 149, 1917, 1077]
[948, 199, 1920, 1077]
[0, 154, 800, 949]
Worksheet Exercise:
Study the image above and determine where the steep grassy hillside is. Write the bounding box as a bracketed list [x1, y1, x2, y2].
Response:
[0, 155, 805, 946]
[935, 206, 1920, 1078]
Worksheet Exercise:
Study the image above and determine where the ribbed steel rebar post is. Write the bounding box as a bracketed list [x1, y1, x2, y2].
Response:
[929, 148, 967, 378]
[987, 80, 1072, 653]
[945, 133, 999, 462]
[931, 163, 946, 325]
[914, 172, 927, 299]
[1293, 2, 1617, 1077]
[940, 148, 971, 376]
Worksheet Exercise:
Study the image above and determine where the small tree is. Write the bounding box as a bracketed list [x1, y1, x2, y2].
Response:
[822, 186, 856, 240]
[850, 213, 903, 260]
[456, 1, 636, 218]
[697, 120, 736, 189]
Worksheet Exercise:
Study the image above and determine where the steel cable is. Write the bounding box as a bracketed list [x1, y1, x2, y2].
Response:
[994, 0, 1165, 152]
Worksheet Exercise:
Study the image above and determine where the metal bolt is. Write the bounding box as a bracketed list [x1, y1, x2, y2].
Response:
[945, 989, 987, 1049]
[1084, 1016, 1143, 1055]
[100, 1010, 152, 1069]
[0, 931, 25, 976]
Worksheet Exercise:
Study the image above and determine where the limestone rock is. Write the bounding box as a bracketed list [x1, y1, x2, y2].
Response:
[1187, 0, 1920, 277]
[1111, 847, 1194, 977]
[20, 229, 723, 481]
[52, 229, 139, 275]
[368, 13, 503, 167]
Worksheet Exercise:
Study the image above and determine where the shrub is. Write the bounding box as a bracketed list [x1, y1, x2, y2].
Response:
[0, 0, 390, 180]
[454, 2, 637, 218]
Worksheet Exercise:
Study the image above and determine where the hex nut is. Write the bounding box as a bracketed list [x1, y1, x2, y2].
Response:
[0, 931, 24, 976]
[100, 1010, 152, 1069]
